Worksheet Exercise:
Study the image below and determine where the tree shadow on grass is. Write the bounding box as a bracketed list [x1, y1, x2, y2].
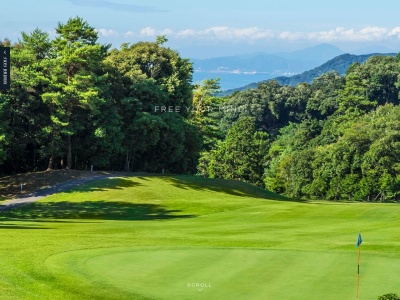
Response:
[0, 224, 53, 229]
[0, 201, 194, 221]
[36, 177, 142, 197]
[161, 175, 292, 201]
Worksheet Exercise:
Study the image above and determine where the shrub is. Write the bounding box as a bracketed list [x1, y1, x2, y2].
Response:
[378, 293, 400, 300]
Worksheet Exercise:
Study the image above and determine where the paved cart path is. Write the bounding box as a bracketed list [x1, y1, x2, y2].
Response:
[0, 174, 120, 211]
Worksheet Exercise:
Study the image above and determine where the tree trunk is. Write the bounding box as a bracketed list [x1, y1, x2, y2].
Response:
[47, 155, 55, 170]
[47, 136, 55, 170]
[125, 153, 131, 172]
[67, 135, 72, 169]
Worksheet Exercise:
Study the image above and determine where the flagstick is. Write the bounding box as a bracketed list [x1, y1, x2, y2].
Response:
[357, 244, 361, 300]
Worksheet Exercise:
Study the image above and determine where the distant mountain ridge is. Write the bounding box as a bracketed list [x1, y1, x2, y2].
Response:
[221, 53, 397, 95]
[274, 53, 397, 86]
[192, 44, 344, 76]
[275, 43, 344, 64]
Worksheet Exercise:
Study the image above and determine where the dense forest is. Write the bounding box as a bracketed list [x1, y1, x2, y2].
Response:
[0, 17, 200, 174]
[200, 56, 400, 201]
[2, 17, 400, 201]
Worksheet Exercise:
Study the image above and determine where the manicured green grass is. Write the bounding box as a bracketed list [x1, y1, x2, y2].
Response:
[0, 175, 399, 299]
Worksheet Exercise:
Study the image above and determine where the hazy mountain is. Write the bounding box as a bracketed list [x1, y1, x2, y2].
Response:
[274, 53, 396, 86]
[275, 43, 344, 65]
[192, 43, 344, 76]
[222, 53, 397, 95]
[192, 54, 308, 74]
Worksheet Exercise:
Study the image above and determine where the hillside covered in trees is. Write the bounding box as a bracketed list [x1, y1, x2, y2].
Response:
[222, 53, 396, 94]
[2, 17, 400, 202]
[199, 55, 400, 201]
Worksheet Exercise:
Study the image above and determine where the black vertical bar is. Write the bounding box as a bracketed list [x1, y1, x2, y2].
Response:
[358, 264, 359, 274]
[0, 47, 10, 90]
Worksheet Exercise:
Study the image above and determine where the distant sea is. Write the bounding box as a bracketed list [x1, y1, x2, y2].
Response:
[192, 71, 277, 91]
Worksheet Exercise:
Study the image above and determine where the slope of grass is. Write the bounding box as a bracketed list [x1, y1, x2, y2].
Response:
[0, 175, 399, 300]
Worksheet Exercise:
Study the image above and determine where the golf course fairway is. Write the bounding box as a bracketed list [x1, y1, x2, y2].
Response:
[0, 175, 399, 300]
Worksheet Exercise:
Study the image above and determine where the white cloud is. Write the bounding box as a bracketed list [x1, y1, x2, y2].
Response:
[120, 26, 400, 43]
[139, 27, 156, 37]
[279, 31, 306, 41]
[125, 31, 135, 38]
[124, 27, 173, 38]
[127, 26, 275, 41]
[389, 27, 400, 38]
[96, 28, 119, 38]
[282, 26, 400, 42]
[201, 27, 274, 40]
[175, 29, 197, 38]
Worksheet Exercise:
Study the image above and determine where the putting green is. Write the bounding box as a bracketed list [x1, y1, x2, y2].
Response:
[45, 247, 400, 300]
[1, 175, 400, 299]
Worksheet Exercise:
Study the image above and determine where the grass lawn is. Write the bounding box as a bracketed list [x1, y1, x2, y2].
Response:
[0, 175, 399, 299]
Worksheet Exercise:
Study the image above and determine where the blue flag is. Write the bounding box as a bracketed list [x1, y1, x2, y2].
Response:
[356, 232, 362, 247]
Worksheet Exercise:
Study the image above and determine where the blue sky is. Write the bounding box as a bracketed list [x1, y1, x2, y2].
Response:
[1, 0, 400, 58]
